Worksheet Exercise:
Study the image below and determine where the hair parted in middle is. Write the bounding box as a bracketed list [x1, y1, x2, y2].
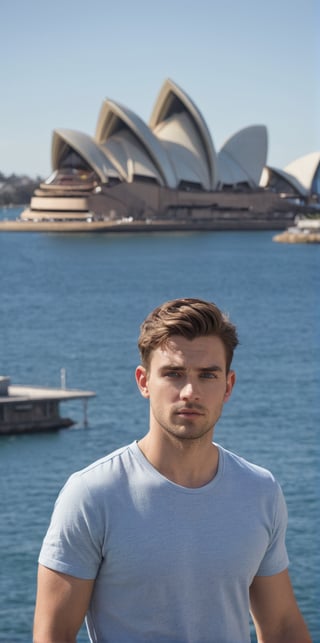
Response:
[138, 298, 239, 372]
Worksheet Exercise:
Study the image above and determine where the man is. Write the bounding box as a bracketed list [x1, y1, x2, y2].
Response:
[34, 298, 311, 642]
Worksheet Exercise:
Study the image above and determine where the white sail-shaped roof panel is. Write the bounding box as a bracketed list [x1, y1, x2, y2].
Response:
[284, 152, 320, 194]
[260, 167, 305, 195]
[154, 113, 213, 188]
[150, 78, 217, 190]
[95, 100, 177, 188]
[52, 129, 119, 182]
[101, 131, 164, 183]
[161, 141, 209, 186]
[218, 126, 268, 187]
[218, 153, 253, 186]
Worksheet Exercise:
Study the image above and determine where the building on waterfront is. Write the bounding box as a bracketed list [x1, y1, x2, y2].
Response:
[14, 79, 320, 232]
[0, 376, 95, 435]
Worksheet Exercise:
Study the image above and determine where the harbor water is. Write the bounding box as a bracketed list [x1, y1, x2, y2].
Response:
[0, 207, 319, 641]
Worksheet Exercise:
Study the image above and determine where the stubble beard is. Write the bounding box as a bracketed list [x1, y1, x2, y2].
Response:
[157, 407, 222, 444]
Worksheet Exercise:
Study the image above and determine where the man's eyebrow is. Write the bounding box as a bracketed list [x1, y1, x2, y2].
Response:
[199, 365, 223, 372]
[159, 364, 223, 372]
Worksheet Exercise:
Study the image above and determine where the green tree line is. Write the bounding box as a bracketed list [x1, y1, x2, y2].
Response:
[0, 172, 43, 206]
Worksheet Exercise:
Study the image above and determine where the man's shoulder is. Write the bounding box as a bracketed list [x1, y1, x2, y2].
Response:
[81, 441, 134, 470]
[67, 441, 137, 489]
[218, 444, 278, 486]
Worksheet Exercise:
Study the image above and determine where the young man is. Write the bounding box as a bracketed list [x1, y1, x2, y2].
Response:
[33, 298, 311, 643]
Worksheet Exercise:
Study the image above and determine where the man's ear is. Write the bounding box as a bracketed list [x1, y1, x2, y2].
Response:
[224, 370, 236, 402]
[135, 365, 150, 398]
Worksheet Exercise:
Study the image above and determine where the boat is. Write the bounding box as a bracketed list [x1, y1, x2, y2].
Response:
[0, 375, 96, 435]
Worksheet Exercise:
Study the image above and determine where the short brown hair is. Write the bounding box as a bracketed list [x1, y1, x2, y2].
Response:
[138, 298, 239, 372]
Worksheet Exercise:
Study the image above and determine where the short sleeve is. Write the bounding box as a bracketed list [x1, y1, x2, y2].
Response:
[256, 481, 289, 576]
[38, 472, 105, 579]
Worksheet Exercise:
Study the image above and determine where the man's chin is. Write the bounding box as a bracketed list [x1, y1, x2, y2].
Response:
[166, 424, 212, 442]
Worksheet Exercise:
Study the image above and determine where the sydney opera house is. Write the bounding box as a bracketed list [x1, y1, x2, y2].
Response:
[15, 79, 320, 232]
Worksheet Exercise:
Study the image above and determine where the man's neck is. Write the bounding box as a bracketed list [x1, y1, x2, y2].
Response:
[137, 433, 219, 488]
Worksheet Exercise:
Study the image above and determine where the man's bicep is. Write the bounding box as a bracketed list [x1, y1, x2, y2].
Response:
[250, 569, 311, 642]
[33, 564, 95, 643]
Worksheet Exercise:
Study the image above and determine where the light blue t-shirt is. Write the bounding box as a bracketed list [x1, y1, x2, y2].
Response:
[39, 441, 289, 642]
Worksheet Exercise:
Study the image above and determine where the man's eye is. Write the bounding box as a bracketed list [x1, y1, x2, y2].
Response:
[200, 372, 217, 379]
[165, 371, 181, 378]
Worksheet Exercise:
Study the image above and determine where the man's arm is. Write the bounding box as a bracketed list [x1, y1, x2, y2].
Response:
[250, 569, 312, 643]
[33, 564, 95, 643]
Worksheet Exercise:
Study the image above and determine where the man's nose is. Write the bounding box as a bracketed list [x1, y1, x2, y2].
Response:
[180, 380, 200, 400]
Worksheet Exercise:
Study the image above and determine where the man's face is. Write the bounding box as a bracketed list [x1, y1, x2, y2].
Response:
[136, 334, 235, 444]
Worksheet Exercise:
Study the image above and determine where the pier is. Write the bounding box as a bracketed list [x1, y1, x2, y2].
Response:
[0, 376, 96, 435]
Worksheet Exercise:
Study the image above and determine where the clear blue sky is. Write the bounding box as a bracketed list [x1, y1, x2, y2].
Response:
[1, 0, 319, 178]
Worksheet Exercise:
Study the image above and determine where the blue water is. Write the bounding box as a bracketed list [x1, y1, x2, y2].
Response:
[0, 207, 319, 641]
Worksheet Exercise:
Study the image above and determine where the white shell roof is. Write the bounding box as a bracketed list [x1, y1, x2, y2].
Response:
[284, 152, 320, 193]
[155, 113, 213, 188]
[100, 130, 164, 183]
[149, 78, 217, 190]
[47, 81, 319, 199]
[52, 129, 118, 182]
[218, 125, 268, 187]
[95, 100, 176, 188]
[260, 167, 306, 195]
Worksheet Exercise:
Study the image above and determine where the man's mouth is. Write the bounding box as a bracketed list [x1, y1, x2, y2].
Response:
[176, 408, 203, 416]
